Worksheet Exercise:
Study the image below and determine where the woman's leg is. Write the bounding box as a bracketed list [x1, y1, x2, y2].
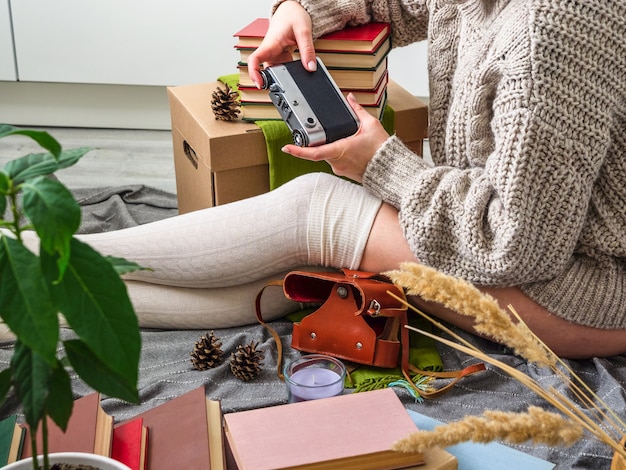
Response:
[69, 172, 383, 328]
[361, 203, 626, 359]
[76, 172, 381, 287]
[410, 287, 626, 359]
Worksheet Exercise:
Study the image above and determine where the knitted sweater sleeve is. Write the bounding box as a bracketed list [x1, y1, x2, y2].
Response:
[364, 1, 626, 287]
[271, 0, 428, 46]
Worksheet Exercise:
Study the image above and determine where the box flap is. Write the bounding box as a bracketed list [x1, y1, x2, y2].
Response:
[387, 80, 429, 140]
[167, 82, 268, 172]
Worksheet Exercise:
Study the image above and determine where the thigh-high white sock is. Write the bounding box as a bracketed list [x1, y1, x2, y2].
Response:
[14, 173, 383, 328]
[76, 172, 381, 288]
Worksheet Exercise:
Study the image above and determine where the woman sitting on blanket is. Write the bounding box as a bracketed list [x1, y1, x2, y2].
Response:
[27, 0, 626, 358]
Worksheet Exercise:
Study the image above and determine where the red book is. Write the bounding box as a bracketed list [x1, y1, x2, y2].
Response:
[21, 392, 113, 458]
[313, 22, 391, 53]
[112, 417, 148, 470]
[234, 18, 390, 54]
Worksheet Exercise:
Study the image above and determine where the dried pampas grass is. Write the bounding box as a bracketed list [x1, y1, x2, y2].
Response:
[385, 262, 626, 460]
[393, 407, 584, 452]
[387, 263, 553, 367]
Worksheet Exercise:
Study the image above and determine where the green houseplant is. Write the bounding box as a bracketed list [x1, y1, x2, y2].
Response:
[0, 125, 143, 470]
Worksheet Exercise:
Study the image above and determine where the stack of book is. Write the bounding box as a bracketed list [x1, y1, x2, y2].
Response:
[2, 386, 460, 470]
[1, 385, 557, 469]
[6, 386, 225, 470]
[233, 18, 391, 121]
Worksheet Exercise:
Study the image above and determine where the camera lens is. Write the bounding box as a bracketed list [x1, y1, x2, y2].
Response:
[259, 70, 272, 90]
[292, 129, 308, 147]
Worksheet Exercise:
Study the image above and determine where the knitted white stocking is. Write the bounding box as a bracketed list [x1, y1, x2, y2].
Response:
[74, 172, 382, 327]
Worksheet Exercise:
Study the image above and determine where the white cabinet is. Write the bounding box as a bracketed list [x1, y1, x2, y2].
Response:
[0, 0, 16, 81]
[1, 0, 428, 129]
[10, 0, 270, 86]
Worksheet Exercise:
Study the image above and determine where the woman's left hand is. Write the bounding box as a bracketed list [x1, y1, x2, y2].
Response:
[280, 94, 390, 183]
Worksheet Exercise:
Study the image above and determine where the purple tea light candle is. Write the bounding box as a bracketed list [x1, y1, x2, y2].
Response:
[283, 355, 346, 403]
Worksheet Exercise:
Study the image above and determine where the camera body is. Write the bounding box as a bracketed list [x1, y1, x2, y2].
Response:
[260, 57, 359, 147]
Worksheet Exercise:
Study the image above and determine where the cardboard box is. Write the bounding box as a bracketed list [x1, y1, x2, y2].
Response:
[168, 83, 270, 214]
[168, 80, 428, 214]
[386, 80, 428, 155]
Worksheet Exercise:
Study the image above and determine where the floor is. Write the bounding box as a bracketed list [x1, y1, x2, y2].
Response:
[0, 126, 178, 194]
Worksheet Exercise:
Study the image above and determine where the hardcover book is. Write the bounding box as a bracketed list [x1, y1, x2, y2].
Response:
[237, 57, 388, 90]
[238, 37, 391, 70]
[240, 91, 387, 122]
[20, 392, 113, 458]
[235, 18, 390, 54]
[126, 385, 225, 470]
[0, 415, 25, 466]
[223, 388, 426, 470]
[112, 417, 148, 470]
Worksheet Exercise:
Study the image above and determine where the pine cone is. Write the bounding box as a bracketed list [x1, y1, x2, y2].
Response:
[230, 341, 265, 381]
[190, 331, 224, 370]
[211, 84, 240, 121]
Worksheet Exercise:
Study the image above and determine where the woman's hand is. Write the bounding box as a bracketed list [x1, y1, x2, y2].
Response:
[247, 2, 316, 89]
[281, 94, 390, 183]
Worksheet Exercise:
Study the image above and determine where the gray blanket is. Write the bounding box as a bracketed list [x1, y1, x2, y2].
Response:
[1, 185, 624, 470]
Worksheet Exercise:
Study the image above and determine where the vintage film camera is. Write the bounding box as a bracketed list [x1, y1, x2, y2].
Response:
[260, 57, 359, 147]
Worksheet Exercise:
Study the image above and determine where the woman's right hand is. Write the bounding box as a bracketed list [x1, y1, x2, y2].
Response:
[247, 1, 316, 89]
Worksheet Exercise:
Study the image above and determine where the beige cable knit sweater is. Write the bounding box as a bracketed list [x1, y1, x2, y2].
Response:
[274, 0, 626, 329]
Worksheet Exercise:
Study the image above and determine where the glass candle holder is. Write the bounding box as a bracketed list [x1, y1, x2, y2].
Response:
[283, 354, 346, 403]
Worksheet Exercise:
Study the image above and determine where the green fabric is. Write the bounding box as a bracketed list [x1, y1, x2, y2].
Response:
[346, 316, 443, 393]
[218, 73, 241, 91]
[258, 105, 395, 190]
[286, 309, 443, 393]
[218, 73, 396, 190]
[255, 120, 335, 189]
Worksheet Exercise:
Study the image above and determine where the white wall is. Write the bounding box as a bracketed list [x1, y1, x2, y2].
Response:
[388, 41, 429, 98]
[9, 0, 271, 86]
[0, 1, 428, 129]
[0, 0, 16, 80]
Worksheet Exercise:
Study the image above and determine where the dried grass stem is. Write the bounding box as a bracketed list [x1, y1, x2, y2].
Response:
[393, 407, 583, 453]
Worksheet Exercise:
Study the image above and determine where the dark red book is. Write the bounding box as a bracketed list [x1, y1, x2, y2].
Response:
[234, 18, 390, 54]
[126, 386, 225, 470]
[21, 392, 113, 458]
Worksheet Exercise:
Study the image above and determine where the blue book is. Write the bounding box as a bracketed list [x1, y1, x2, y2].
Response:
[408, 410, 556, 470]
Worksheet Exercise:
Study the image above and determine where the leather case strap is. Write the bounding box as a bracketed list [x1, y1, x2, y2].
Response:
[255, 270, 485, 398]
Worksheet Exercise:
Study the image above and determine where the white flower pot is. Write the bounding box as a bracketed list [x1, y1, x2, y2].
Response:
[1, 452, 131, 470]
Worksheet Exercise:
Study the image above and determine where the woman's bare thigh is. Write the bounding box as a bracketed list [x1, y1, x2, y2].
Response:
[360, 203, 626, 359]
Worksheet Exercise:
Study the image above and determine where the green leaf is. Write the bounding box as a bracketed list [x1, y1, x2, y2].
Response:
[22, 176, 80, 276]
[65, 339, 139, 403]
[105, 255, 149, 276]
[3, 147, 90, 185]
[0, 367, 12, 408]
[0, 237, 59, 364]
[11, 341, 55, 430]
[44, 364, 73, 431]
[0, 171, 9, 193]
[0, 125, 62, 159]
[0, 172, 8, 216]
[42, 238, 140, 394]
